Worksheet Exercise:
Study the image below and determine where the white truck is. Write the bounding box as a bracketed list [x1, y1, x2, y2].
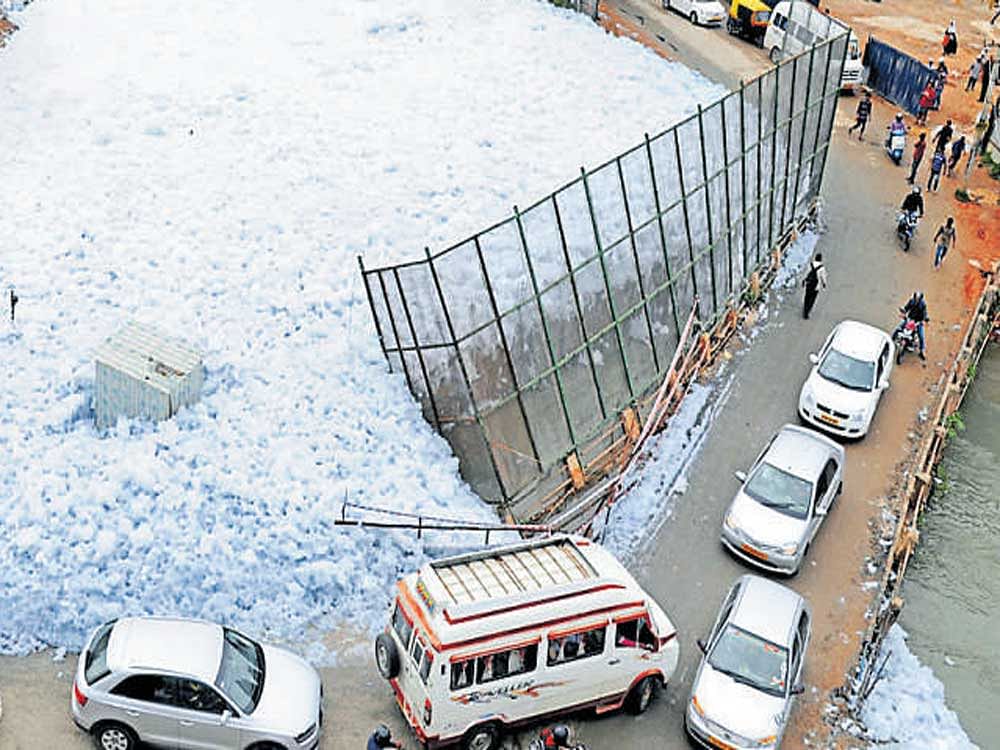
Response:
[763, 0, 863, 91]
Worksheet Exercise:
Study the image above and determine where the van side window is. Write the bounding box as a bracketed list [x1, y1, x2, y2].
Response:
[475, 644, 538, 685]
[450, 659, 475, 690]
[410, 636, 434, 685]
[547, 626, 605, 666]
[615, 617, 657, 651]
[391, 602, 414, 651]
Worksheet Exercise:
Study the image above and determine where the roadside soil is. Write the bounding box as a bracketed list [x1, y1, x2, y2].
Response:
[1, 3, 998, 750]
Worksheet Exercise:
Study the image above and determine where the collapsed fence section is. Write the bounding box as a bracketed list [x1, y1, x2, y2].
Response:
[360, 32, 849, 525]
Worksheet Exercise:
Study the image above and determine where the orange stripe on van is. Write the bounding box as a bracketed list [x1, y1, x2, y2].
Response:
[448, 635, 542, 663]
[548, 617, 611, 640]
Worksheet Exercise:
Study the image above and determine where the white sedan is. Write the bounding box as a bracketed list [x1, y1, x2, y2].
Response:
[798, 320, 894, 438]
[662, 0, 726, 26]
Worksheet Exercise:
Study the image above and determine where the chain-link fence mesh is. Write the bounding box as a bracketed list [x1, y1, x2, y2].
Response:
[360, 32, 849, 519]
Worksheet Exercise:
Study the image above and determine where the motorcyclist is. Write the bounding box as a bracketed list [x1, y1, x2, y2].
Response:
[900, 185, 924, 218]
[886, 112, 907, 141]
[538, 724, 573, 748]
[894, 291, 929, 360]
[368, 725, 403, 750]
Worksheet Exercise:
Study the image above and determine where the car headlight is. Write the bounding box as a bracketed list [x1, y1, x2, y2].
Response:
[724, 511, 737, 530]
[780, 543, 798, 556]
[802, 388, 816, 408]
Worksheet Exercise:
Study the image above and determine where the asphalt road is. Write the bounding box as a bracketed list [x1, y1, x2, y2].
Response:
[0, 4, 970, 750]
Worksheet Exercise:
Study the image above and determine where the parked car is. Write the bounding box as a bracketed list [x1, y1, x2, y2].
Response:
[374, 535, 680, 750]
[71, 616, 323, 750]
[721, 424, 844, 575]
[798, 320, 894, 438]
[686, 575, 811, 750]
[663, 0, 726, 26]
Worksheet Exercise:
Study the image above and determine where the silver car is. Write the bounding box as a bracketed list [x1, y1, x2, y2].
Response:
[686, 575, 811, 750]
[71, 616, 323, 750]
[721, 424, 844, 575]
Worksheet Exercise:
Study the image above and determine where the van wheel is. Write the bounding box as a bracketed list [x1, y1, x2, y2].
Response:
[769, 47, 782, 63]
[92, 722, 138, 750]
[625, 676, 657, 715]
[462, 722, 502, 750]
[374, 632, 400, 679]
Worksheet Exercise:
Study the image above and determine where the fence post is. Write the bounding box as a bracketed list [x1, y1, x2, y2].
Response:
[644, 133, 683, 346]
[810, 37, 836, 198]
[551, 194, 609, 421]
[756, 74, 764, 265]
[375, 271, 417, 396]
[616, 156, 662, 374]
[738, 82, 749, 281]
[473, 235, 545, 492]
[779, 55, 799, 233]
[696, 105, 719, 315]
[672, 129, 702, 316]
[792, 44, 817, 219]
[392, 266, 442, 429]
[424, 247, 509, 501]
[719, 94, 735, 296]
[768, 61, 781, 251]
[513, 205, 580, 448]
[580, 168, 637, 400]
[358, 255, 390, 368]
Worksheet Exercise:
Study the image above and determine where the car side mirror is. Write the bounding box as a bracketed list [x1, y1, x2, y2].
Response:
[814, 507, 827, 517]
[808, 353, 819, 365]
[219, 710, 232, 726]
[733, 470, 748, 483]
[791, 682, 806, 695]
[696, 638, 708, 654]
[879, 379, 890, 391]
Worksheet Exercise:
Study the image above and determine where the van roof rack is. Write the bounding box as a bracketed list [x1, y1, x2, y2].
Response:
[428, 536, 597, 606]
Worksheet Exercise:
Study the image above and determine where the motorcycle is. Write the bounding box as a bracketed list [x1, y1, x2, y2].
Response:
[885, 131, 906, 165]
[895, 210, 919, 251]
[528, 743, 588, 750]
[893, 317, 922, 363]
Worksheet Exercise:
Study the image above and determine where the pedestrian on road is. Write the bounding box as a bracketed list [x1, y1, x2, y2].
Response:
[933, 217, 957, 268]
[907, 132, 927, 183]
[947, 134, 966, 176]
[982, 97, 998, 155]
[802, 253, 828, 320]
[927, 149, 946, 191]
[368, 725, 403, 750]
[966, 55, 983, 91]
[979, 55, 993, 103]
[917, 80, 937, 125]
[934, 60, 947, 109]
[942, 22, 958, 56]
[9, 287, 17, 323]
[932, 118, 953, 152]
[848, 91, 872, 139]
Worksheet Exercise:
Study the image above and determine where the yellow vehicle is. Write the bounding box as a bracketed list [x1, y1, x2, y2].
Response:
[726, 0, 771, 46]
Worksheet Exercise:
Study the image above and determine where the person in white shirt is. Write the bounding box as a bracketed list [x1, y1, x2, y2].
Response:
[802, 253, 828, 320]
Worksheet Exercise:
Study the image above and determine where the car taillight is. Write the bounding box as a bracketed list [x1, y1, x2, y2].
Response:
[74, 681, 88, 708]
[423, 698, 433, 726]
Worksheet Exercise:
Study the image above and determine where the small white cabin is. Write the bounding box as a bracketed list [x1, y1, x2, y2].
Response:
[94, 321, 204, 429]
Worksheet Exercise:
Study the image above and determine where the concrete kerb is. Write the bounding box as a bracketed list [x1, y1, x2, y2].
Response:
[834, 266, 1000, 734]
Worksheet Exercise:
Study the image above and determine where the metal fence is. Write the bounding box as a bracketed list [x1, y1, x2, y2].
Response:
[360, 32, 849, 519]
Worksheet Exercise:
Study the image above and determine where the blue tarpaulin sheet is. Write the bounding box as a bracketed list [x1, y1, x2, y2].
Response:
[863, 36, 935, 115]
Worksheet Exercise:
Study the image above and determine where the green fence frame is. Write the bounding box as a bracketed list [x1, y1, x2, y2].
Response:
[360, 32, 849, 512]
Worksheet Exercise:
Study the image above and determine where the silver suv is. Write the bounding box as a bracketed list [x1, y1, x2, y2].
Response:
[71, 616, 323, 750]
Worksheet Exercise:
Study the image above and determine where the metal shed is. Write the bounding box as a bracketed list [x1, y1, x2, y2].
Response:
[94, 320, 205, 429]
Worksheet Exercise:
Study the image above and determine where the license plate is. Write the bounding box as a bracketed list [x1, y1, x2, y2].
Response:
[741, 543, 768, 561]
[707, 736, 736, 750]
[818, 413, 840, 426]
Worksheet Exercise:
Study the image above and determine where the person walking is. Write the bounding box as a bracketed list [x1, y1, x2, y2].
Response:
[934, 59, 948, 110]
[916, 80, 937, 125]
[848, 91, 872, 140]
[9, 287, 17, 323]
[966, 55, 983, 91]
[907, 132, 927, 184]
[946, 134, 966, 176]
[927, 148, 946, 191]
[942, 21, 958, 56]
[932, 118, 953, 152]
[802, 253, 828, 320]
[979, 54, 993, 103]
[933, 217, 957, 268]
